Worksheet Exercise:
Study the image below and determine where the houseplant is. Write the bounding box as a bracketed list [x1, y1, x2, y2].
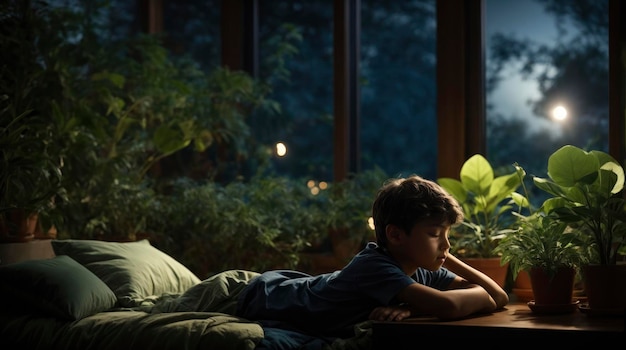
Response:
[437, 154, 527, 287]
[1, 0, 277, 243]
[495, 210, 588, 312]
[0, 108, 65, 242]
[0, 2, 67, 242]
[531, 144, 626, 312]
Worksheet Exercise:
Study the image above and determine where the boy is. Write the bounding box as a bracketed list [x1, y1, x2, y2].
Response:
[235, 175, 509, 337]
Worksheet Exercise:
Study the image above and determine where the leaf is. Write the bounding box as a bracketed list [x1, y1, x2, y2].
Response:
[547, 145, 599, 187]
[153, 125, 190, 155]
[599, 162, 624, 194]
[460, 154, 493, 196]
[437, 177, 467, 203]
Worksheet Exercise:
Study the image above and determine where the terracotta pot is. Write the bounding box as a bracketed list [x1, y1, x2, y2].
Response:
[582, 264, 626, 311]
[0, 210, 38, 243]
[512, 270, 534, 302]
[529, 266, 575, 305]
[462, 257, 509, 288]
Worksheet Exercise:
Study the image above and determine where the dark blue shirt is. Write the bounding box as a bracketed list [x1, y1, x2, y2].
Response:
[236, 242, 457, 337]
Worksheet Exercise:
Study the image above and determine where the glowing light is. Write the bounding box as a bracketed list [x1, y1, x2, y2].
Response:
[275, 142, 287, 157]
[552, 105, 567, 121]
[306, 180, 327, 195]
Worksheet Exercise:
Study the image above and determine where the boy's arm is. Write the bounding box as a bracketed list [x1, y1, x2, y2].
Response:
[393, 254, 509, 320]
[442, 254, 509, 309]
[395, 280, 499, 320]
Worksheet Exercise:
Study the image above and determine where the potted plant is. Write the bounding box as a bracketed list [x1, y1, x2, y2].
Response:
[0, 109, 65, 242]
[531, 144, 626, 313]
[495, 209, 588, 312]
[0, 2, 67, 242]
[437, 154, 527, 287]
[0, 1, 276, 243]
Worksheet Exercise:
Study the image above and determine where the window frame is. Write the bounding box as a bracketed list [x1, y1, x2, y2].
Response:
[140, 0, 626, 181]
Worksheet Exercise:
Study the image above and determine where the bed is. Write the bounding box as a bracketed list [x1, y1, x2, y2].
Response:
[0, 239, 372, 350]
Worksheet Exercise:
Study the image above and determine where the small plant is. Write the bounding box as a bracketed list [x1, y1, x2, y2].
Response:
[437, 154, 527, 258]
[496, 211, 588, 280]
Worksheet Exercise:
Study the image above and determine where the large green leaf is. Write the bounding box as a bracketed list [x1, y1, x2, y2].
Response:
[547, 145, 599, 186]
[600, 162, 624, 194]
[460, 154, 493, 196]
[437, 177, 467, 203]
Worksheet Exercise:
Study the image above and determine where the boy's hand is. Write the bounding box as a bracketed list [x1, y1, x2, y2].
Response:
[368, 305, 411, 322]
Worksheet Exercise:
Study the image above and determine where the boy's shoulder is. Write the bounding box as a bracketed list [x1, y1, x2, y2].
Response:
[344, 242, 402, 273]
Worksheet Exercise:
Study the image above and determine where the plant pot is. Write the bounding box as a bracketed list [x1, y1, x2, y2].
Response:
[582, 263, 626, 312]
[512, 270, 534, 302]
[0, 210, 38, 243]
[529, 266, 575, 305]
[462, 257, 508, 288]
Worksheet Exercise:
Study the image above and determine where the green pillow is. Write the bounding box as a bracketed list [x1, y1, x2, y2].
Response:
[51, 239, 201, 307]
[0, 255, 117, 320]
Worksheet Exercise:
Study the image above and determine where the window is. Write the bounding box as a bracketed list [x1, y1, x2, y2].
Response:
[258, 1, 334, 181]
[163, 0, 221, 71]
[485, 0, 609, 181]
[360, 1, 438, 179]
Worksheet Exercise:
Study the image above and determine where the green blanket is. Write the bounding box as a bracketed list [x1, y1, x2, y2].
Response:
[0, 269, 373, 350]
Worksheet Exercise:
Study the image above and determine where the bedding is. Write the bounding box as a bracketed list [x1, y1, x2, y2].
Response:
[0, 255, 116, 321]
[50, 239, 201, 307]
[0, 239, 372, 350]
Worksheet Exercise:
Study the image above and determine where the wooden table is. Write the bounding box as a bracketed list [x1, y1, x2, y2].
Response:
[372, 302, 624, 347]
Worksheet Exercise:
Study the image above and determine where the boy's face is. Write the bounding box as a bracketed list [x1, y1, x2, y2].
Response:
[389, 219, 452, 273]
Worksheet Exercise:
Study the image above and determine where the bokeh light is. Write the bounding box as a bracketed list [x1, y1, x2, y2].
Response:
[275, 142, 287, 157]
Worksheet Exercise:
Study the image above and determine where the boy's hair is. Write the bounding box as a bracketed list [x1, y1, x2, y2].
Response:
[372, 175, 464, 248]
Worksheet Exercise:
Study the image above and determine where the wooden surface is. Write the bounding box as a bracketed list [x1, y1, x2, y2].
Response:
[373, 302, 625, 346]
[0, 239, 55, 265]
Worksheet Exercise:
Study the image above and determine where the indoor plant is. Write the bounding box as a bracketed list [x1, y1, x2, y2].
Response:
[0, 105, 65, 242]
[495, 211, 587, 311]
[531, 144, 626, 312]
[0, 2, 67, 241]
[437, 154, 527, 287]
[1, 0, 276, 243]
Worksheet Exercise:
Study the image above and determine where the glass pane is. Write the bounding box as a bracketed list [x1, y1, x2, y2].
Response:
[360, 1, 438, 179]
[258, 1, 334, 181]
[485, 0, 609, 196]
[163, 0, 221, 71]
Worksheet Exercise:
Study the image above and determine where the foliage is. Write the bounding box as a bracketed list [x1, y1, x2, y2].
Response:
[2, 0, 276, 241]
[437, 154, 527, 258]
[532, 145, 626, 265]
[495, 211, 589, 280]
[325, 167, 388, 241]
[146, 171, 387, 278]
[146, 176, 311, 277]
[0, 1, 66, 232]
[0, 109, 65, 221]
